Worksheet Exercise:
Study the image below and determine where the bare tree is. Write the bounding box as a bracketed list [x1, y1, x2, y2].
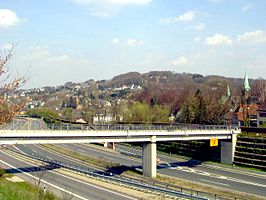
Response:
[251, 78, 266, 102]
[0, 45, 26, 124]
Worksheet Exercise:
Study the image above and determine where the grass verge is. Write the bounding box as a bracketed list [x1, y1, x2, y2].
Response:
[42, 144, 119, 169]
[0, 168, 59, 200]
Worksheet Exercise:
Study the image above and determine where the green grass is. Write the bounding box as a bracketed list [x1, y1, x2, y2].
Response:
[0, 169, 59, 200]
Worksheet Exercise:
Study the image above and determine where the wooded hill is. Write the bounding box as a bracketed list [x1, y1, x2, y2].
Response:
[14, 71, 266, 125]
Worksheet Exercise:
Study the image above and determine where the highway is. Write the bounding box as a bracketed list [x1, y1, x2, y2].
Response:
[58, 143, 266, 198]
[0, 149, 138, 200]
[0, 118, 141, 200]
[12, 142, 266, 198]
[1, 118, 266, 199]
[116, 144, 266, 196]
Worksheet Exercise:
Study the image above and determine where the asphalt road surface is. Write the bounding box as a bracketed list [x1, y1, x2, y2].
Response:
[12, 142, 266, 198]
[0, 149, 138, 200]
[55, 143, 266, 198]
[0, 118, 139, 200]
[2, 118, 266, 198]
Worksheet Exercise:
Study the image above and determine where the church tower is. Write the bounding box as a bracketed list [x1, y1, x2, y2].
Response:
[242, 71, 251, 126]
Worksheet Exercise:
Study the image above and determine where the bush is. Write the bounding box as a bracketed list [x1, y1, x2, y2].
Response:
[26, 108, 58, 123]
[0, 168, 6, 177]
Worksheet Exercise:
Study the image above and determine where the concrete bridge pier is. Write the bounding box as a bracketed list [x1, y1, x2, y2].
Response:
[220, 131, 237, 164]
[103, 142, 115, 149]
[142, 136, 157, 178]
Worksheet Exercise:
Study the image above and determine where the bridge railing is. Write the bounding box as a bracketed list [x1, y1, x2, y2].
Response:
[44, 123, 237, 132]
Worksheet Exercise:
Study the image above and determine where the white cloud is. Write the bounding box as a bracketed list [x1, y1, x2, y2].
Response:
[194, 37, 201, 42]
[0, 9, 25, 28]
[187, 23, 205, 31]
[241, 4, 253, 12]
[111, 38, 144, 46]
[237, 30, 266, 44]
[178, 11, 195, 22]
[205, 34, 233, 46]
[112, 38, 120, 44]
[73, 0, 151, 16]
[172, 56, 188, 66]
[126, 39, 144, 46]
[21, 46, 74, 64]
[160, 11, 195, 24]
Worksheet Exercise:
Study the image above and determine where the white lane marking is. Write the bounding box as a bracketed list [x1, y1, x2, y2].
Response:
[197, 171, 211, 176]
[199, 162, 266, 179]
[224, 176, 266, 188]
[200, 179, 230, 187]
[182, 167, 196, 173]
[152, 150, 266, 180]
[219, 176, 227, 179]
[169, 166, 183, 170]
[39, 144, 266, 189]
[0, 159, 89, 200]
[182, 166, 266, 188]
[1, 151, 139, 200]
[13, 146, 24, 153]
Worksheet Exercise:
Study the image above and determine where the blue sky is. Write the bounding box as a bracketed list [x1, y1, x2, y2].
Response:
[1, 0, 266, 88]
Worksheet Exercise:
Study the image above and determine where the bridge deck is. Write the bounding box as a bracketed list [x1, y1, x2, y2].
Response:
[0, 126, 240, 145]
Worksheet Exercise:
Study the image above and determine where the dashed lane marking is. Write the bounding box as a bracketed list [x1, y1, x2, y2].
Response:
[200, 179, 230, 187]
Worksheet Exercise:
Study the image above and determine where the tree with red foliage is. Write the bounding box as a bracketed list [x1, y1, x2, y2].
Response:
[0, 45, 26, 124]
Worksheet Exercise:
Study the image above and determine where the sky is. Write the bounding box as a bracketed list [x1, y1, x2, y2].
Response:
[1, 0, 266, 88]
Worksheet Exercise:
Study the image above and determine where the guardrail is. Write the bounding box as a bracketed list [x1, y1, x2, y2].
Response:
[8, 147, 208, 200]
[45, 123, 237, 132]
[6, 146, 244, 200]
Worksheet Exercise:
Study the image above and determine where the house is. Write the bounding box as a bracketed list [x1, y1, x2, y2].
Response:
[93, 114, 115, 123]
[236, 103, 258, 127]
[257, 99, 266, 127]
[93, 114, 123, 124]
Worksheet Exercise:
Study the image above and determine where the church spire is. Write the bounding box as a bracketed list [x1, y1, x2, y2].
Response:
[243, 71, 251, 92]
[227, 84, 231, 98]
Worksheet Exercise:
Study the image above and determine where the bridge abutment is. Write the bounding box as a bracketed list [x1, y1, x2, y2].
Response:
[220, 132, 237, 164]
[142, 136, 157, 178]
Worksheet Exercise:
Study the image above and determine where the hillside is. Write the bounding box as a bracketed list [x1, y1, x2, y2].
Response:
[7, 71, 266, 124]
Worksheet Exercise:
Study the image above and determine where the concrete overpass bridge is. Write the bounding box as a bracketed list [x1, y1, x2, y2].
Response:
[0, 123, 241, 178]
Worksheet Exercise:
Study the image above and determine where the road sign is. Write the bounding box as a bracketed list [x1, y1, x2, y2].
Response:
[210, 138, 218, 147]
